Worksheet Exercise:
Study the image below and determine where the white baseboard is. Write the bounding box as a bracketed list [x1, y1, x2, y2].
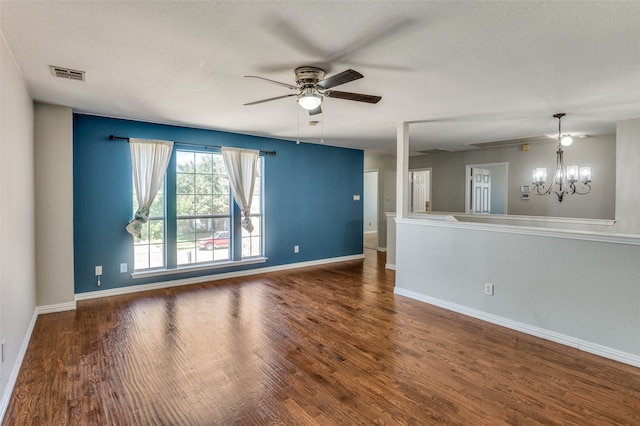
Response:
[76, 254, 365, 301]
[394, 287, 640, 369]
[385, 263, 396, 270]
[377, 246, 387, 252]
[0, 310, 38, 421]
[36, 301, 76, 315]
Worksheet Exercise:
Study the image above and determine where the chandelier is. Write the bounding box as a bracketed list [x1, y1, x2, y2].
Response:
[532, 113, 591, 202]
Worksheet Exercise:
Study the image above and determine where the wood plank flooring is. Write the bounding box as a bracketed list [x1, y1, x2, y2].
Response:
[4, 250, 640, 425]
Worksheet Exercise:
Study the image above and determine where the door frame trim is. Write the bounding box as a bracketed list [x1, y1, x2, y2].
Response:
[409, 167, 432, 212]
[465, 162, 508, 214]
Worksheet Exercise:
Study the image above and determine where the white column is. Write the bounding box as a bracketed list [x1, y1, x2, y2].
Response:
[396, 122, 409, 219]
[614, 118, 640, 235]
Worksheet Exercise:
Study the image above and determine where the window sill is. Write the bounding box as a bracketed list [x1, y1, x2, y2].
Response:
[131, 257, 268, 279]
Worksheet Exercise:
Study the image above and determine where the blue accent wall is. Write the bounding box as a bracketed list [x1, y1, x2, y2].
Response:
[73, 114, 363, 294]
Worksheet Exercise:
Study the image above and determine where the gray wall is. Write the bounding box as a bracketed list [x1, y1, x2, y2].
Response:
[364, 153, 396, 249]
[34, 103, 75, 307]
[409, 135, 616, 219]
[1, 33, 36, 412]
[396, 220, 640, 360]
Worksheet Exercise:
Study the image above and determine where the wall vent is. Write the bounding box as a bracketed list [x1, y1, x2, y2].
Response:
[49, 65, 85, 81]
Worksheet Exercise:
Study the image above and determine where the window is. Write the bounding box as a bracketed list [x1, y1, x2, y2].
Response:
[133, 149, 264, 272]
[176, 151, 231, 265]
[133, 185, 165, 270]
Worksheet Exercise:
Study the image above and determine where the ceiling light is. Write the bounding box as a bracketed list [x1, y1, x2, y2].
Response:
[297, 87, 322, 110]
[560, 135, 573, 146]
[532, 113, 591, 202]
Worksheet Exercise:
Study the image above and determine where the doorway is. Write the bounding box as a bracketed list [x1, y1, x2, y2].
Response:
[465, 162, 508, 214]
[364, 170, 379, 249]
[409, 168, 432, 212]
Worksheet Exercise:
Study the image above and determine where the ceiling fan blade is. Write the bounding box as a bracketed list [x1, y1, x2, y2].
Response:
[324, 18, 414, 65]
[268, 19, 330, 60]
[308, 106, 322, 116]
[325, 90, 381, 104]
[244, 75, 298, 90]
[317, 69, 363, 89]
[244, 93, 296, 106]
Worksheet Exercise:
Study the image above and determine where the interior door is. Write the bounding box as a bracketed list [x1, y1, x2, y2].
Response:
[410, 170, 431, 212]
[471, 168, 491, 214]
[364, 170, 378, 232]
[363, 170, 378, 249]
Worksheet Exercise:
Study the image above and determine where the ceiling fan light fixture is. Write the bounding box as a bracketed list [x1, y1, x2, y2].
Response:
[297, 89, 322, 110]
[561, 135, 573, 146]
[245, 66, 380, 113]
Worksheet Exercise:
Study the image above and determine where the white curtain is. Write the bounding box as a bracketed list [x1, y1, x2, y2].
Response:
[126, 138, 174, 238]
[221, 147, 259, 233]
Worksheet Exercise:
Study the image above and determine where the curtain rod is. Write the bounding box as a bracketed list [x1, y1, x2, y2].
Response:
[109, 135, 276, 156]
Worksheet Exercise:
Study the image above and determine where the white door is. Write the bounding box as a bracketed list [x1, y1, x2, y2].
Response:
[410, 170, 431, 212]
[471, 168, 491, 214]
[363, 170, 378, 232]
[363, 170, 378, 250]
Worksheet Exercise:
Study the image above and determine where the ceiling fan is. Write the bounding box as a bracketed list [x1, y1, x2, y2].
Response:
[244, 66, 382, 115]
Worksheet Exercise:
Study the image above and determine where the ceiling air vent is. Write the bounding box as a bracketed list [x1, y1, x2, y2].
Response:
[417, 148, 450, 155]
[49, 65, 85, 82]
[468, 135, 549, 148]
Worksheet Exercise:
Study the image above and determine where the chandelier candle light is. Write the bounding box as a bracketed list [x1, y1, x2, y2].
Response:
[532, 113, 591, 202]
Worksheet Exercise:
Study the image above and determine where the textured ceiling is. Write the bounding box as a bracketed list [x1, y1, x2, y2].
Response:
[1, 1, 639, 155]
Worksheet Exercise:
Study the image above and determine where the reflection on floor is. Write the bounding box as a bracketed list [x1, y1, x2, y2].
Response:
[364, 232, 377, 249]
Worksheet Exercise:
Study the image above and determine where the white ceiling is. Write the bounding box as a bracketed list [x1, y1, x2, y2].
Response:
[1, 1, 639, 155]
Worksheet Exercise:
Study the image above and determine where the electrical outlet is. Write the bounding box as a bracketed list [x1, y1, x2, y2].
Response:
[484, 283, 494, 296]
[294, 245, 299, 253]
[120, 263, 127, 273]
[95, 265, 102, 276]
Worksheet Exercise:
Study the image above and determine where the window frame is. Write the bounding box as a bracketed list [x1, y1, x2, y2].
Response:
[132, 147, 266, 276]
[175, 149, 232, 266]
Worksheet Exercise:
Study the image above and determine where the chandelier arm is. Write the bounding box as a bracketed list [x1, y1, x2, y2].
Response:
[570, 182, 592, 195]
[555, 190, 566, 202]
[532, 182, 570, 202]
[533, 183, 551, 195]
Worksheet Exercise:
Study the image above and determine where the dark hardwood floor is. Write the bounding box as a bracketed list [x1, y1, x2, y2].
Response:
[4, 250, 640, 425]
